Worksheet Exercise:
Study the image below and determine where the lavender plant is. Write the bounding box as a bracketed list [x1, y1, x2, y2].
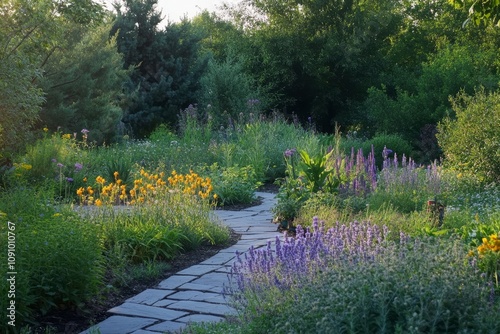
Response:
[229, 217, 391, 295]
[223, 217, 500, 334]
[336, 146, 377, 197]
[368, 146, 442, 213]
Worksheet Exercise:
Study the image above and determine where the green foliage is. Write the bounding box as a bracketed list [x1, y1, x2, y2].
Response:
[437, 88, 500, 183]
[198, 57, 265, 128]
[103, 212, 186, 263]
[449, 0, 500, 26]
[225, 0, 401, 131]
[112, 1, 206, 137]
[0, 187, 103, 327]
[106, 159, 133, 187]
[39, 23, 129, 144]
[207, 163, 260, 206]
[231, 118, 318, 183]
[362, 44, 500, 153]
[298, 149, 339, 193]
[0, 54, 44, 160]
[0, 0, 108, 160]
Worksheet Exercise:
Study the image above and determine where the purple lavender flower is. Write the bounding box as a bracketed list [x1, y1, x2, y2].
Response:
[382, 146, 393, 160]
[57, 163, 64, 168]
[74, 163, 83, 171]
[66, 177, 73, 182]
[81, 128, 89, 134]
[284, 148, 297, 158]
[229, 218, 393, 297]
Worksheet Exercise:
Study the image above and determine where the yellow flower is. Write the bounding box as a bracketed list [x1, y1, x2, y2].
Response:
[43, 127, 49, 133]
[114, 171, 119, 180]
[53, 213, 61, 217]
[62, 133, 71, 140]
[76, 187, 85, 196]
[96, 176, 106, 185]
[21, 163, 32, 170]
[95, 199, 103, 207]
[83, 177, 87, 183]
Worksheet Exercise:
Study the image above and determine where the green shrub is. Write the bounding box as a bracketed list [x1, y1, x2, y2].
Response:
[207, 163, 260, 206]
[437, 88, 500, 183]
[149, 124, 177, 143]
[198, 58, 265, 129]
[0, 187, 103, 328]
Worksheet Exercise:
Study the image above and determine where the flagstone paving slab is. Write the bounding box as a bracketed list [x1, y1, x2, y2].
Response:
[131, 330, 159, 334]
[168, 290, 227, 303]
[144, 321, 186, 333]
[199, 252, 235, 265]
[108, 302, 188, 321]
[167, 300, 237, 316]
[176, 264, 223, 275]
[177, 282, 223, 293]
[157, 275, 197, 289]
[81, 315, 158, 334]
[126, 289, 175, 305]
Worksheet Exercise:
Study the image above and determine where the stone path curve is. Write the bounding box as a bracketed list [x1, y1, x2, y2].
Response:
[81, 192, 280, 334]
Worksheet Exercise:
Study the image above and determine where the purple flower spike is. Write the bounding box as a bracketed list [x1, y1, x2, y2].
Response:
[74, 163, 83, 171]
[284, 148, 296, 158]
[66, 177, 73, 182]
[57, 163, 64, 168]
[81, 128, 89, 134]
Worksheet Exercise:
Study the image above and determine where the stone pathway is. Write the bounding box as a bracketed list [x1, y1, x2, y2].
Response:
[81, 192, 280, 334]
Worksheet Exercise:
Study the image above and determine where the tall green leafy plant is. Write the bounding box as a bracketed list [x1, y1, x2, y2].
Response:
[437, 88, 500, 183]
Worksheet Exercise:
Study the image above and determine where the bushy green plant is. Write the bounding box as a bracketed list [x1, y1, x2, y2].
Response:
[227, 117, 319, 183]
[437, 88, 500, 183]
[198, 57, 265, 129]
[105, 159, 133, 187]
[0, 186, 103, 328]
[149, 124, 177, 143]
[207, 163, 260, 206]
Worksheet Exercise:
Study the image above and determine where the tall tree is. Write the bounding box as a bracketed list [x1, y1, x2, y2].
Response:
[39, 22, 129, 144]
[0, 0, 105, 160]
[111, 0, 206, 138]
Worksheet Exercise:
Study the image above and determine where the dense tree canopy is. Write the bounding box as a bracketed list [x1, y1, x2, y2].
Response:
[1, 0, 499, 164]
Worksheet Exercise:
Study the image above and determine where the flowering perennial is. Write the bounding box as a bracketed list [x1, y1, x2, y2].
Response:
[77, 169, 214, 206]
[230, 217, 391, 293]
[478, 233, 500, 255]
